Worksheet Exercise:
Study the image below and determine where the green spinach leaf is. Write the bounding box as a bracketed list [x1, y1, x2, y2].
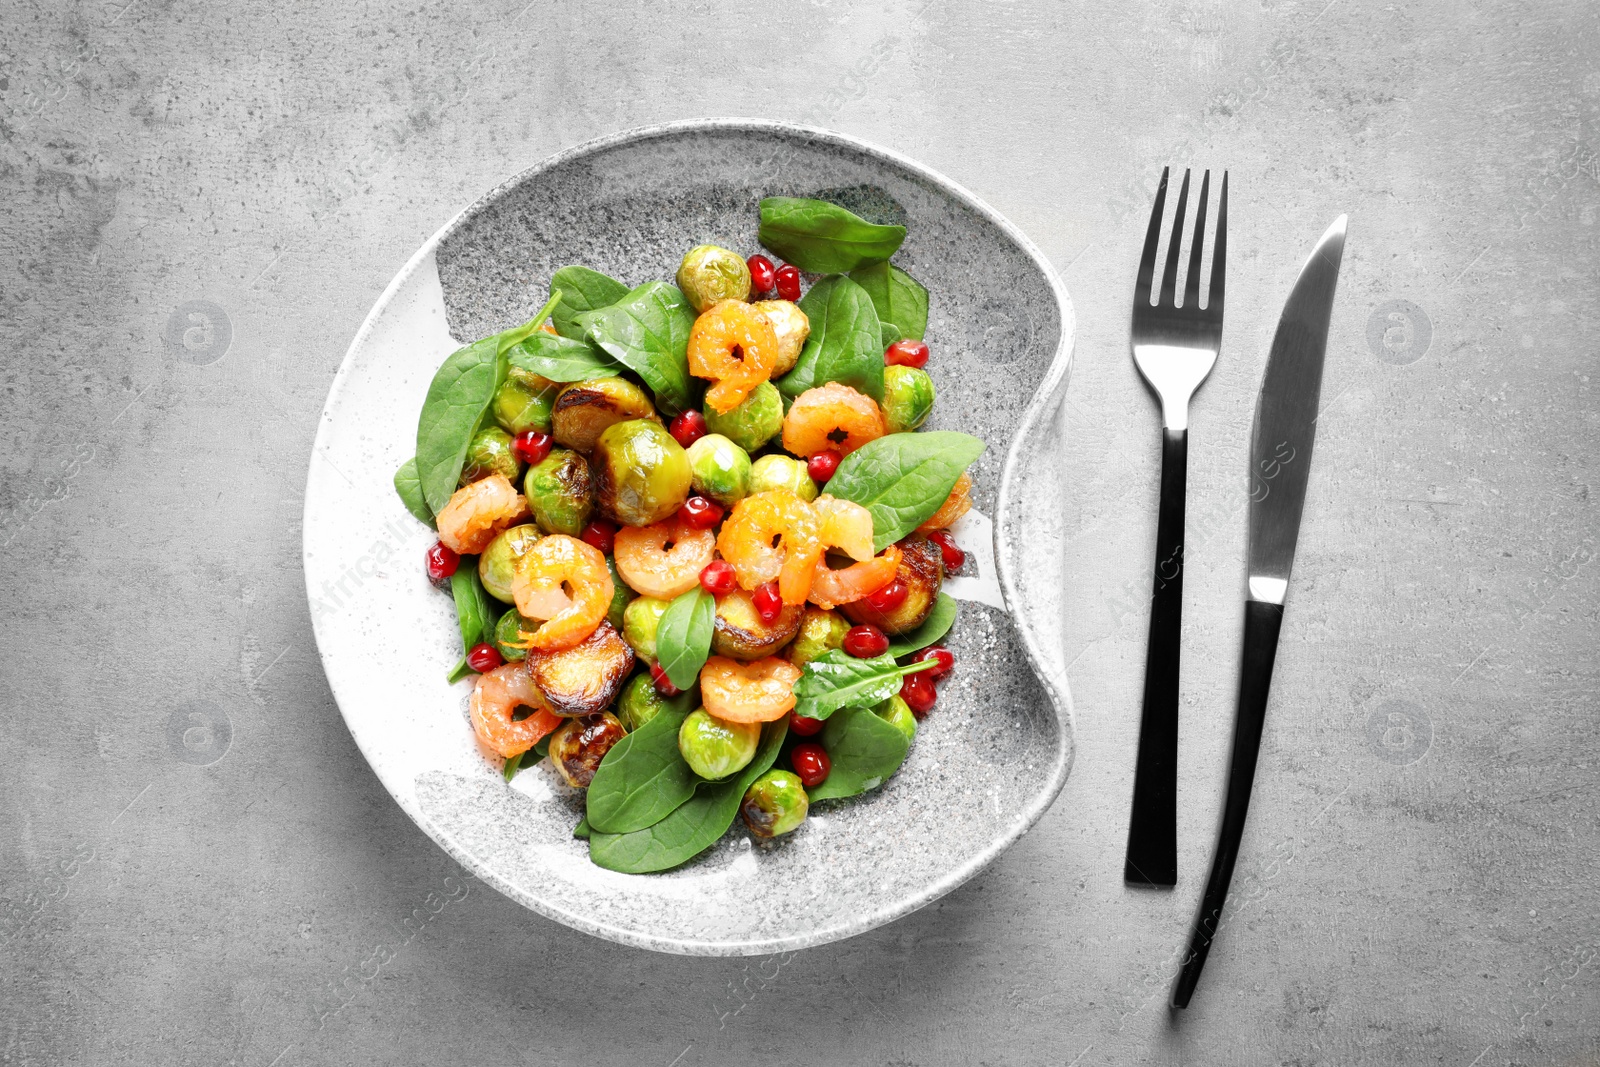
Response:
[587, 720, 788, 874]
[791, 650, 939, 722]
[393, 456, 434, 527]
[654, 586, 715, 692]
[887, 593, 958, 658]
[825, 431, 986, 552]
[775, 275, 885, 403]
[574, 816, 591, 839]
[806, 705, 911, 802]
[445, 565, 499, 683]
[758, 197, 906, 274]
[503, 734, 551, 780]
[585, 698, 698, 834]
[508, 331, 621, 382]
[881, 321, 903, 347]
[576, 282, 697, 415]
[550, 266, 629, 340]
[849, 261, 929, 342]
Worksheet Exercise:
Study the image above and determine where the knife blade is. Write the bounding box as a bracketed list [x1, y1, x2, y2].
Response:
[1172, 215, 1347, 1009]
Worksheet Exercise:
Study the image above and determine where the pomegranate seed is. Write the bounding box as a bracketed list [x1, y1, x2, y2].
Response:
[885, 339, 930, 368]
[669, 410, 708, 449]
[680, 495, 724, 528]
[864, 579, 909, 614]
[842, 624, 889, 658]
[789, 712, 826, 737]
[425, 542, 460, 584]
[807, 449, 842, 484]
[775, 264, 802, 302]
[901, 671, 937, 717]
[700, 560, 738, 597]
[466, 643, 502, 673]
[651, 662, 683, 697]
[513, 430, 553, 465]
[913, 645, 955, 679]
[748, 254, 777, 294]
[580, 519, 617, 555]
[790, 743, 831, 787]
[928, 530, 965, 571]
[753, 581, 784, 623]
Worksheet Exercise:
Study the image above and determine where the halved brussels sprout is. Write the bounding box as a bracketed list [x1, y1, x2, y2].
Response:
[523, 621, 634, 717]
[677, 244, 752, 313]
[622, 595, 672, 664]
[874, 694, 917, 744]
[478, 524, 541, 603]
[786, 606, 850, 667]
[740, 769, 809, 838]
[460, 425, 522, 485]
[752, 300, 809, 378]
[712, 588, 803, 661]
[493, 371, 560, 434]
[842, 535, 943, 635]
[748, 453, 818, 502]
[685, 433, 752, 507]
[616, 671, 668, 732]
[523, 448, 594, 536]
[592, 418, 693, 527]
[881, 365, 935, 433]
[678, 707, 760, 780]
[605, 555, 635, 631]
[549, 712, 626, 788]
[492, 608, 538, 662]
[702, 381, 783, 453]
[551, 377, 657, 453]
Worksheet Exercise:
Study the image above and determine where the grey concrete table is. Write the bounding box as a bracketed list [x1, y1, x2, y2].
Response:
[3, 1, 1596, 1063]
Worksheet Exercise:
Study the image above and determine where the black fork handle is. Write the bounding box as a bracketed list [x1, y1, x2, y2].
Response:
[1124, 428, 1188, 887]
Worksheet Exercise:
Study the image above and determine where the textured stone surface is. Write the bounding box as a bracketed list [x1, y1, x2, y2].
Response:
[2, 0, 1596, 1063]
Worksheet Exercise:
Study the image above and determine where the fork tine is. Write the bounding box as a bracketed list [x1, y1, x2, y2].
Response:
[1159, 169, 1191, 307]
[1183, 171, 1211, 309]
[1134, 167, 1169, 307]
[1208, 171, 1228, 315]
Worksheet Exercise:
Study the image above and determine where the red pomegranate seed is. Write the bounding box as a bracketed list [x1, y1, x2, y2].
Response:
[580, 519, 617, 555]
[651, 662, 683, 697]
[885, 339, 930, 368]
[913, 645, 955, 679]
[669, 410, 708, 449]
[864, 579, 908, 614]
[928, 529, 965, 571]
[680, 495, 724, 528]
[807, 449, 842, 484]
[466, 643, 502, 673]
[748, 254, 777, 294]
[775, 264, 802, 302]
[425, 542, 460, 583]
[789, 712, 826, 737]
[842, 624, 889, 658]
[513, 430, 553, 465]
[753, 581, 784, 623]
[700, 560, 738, 597]
[901, 671, 937, 717]
[790, 743, 831, 787]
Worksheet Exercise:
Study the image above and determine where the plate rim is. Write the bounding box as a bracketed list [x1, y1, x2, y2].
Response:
[303, 117, 1078, 955]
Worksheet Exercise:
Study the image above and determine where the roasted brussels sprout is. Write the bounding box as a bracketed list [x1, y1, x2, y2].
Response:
[478, 524, 541, 603]
[549, 712, 626, 788]
[678, 707, 760, 780]
[842, 535, 944, 634]
[523, 448, 594, 536]
[740, 769, 809, 838]
[712, 588, 803, 661]
[617, 671, 670, 732]
[685, 433, 752, 506]
[524, 621, 634, 717]
[786, 606, 851, 667]
[702, 381, 783, 453]
[881, 365, 936, 434]
[676, 244, 752, 313]
[591, 419, 693, 527]
[622, 595, 672, 664]
[551, 377, 658, 453]
[605, 555, 635, 631]
[752, 300, 809, 378]
[874, 694, 917, 744]
[492, 608, 538, 662]
[748, 453, 818, 502]
[460, 425, 522, 485]
[493, 371, 559, 434]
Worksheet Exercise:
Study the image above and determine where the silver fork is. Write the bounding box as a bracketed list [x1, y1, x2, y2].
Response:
[1124, 166, 1227, 888]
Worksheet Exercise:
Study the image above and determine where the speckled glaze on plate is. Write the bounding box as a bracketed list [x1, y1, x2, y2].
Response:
[304, 120, 1077, 955]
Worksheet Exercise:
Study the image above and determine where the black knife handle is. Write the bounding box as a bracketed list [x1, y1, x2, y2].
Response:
[1125, 428, 1188, 886]
[1172, 598, 1285, 1008]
